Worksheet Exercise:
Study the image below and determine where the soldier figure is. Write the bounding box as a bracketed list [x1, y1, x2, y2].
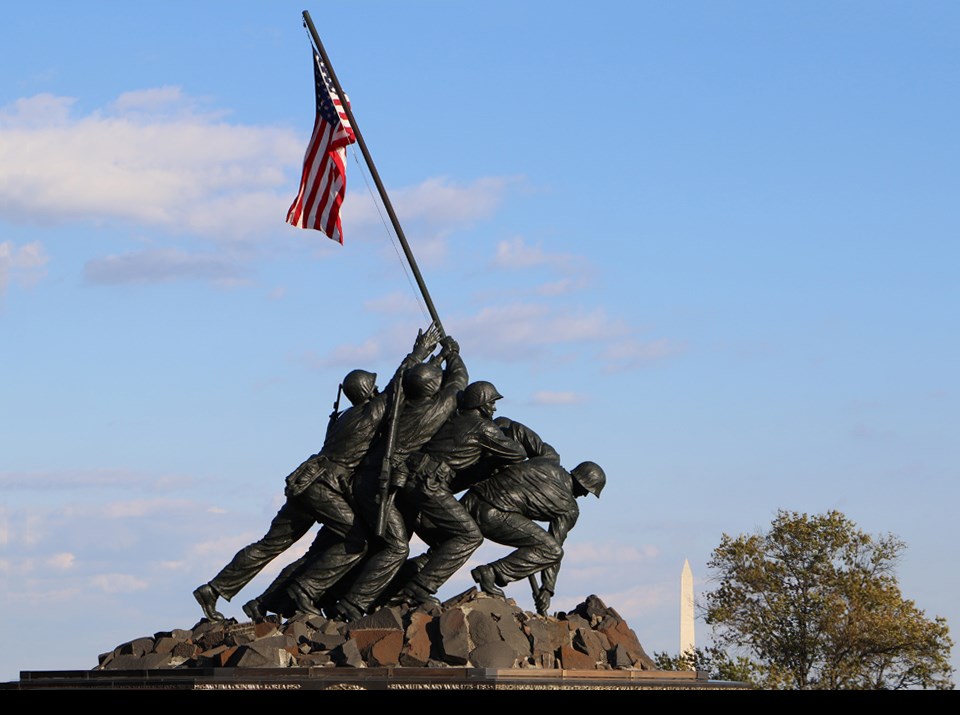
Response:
[191, 326, 440, 622]
[461, 458, 606, 615]
[380, 380, 529, 609]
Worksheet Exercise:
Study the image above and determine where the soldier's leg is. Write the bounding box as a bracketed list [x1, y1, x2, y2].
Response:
[292, 481, 368, 593]
[403, 486, 483, 596]
[332, 499, 410, 614]
[206, 498, 315, 601]
[472, 502, 562, 586]
[251, 550, 306, 618]
[327, 469, 411, 617]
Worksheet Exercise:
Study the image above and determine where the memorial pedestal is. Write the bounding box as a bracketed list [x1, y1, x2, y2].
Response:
[4, 666, 748, 690]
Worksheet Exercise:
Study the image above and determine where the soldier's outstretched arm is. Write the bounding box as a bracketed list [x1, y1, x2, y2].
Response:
[478, 421, 529, 465]
[494, 417, 560, 462]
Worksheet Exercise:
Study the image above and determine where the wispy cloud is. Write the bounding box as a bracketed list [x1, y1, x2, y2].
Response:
[535, 277, 591, 296]
[489, 236, 594, 298]
[455, 302, 630, 360]
[89, 573, 148, 594]
[47, 553, 76, 570]
[348, 176, 520, 265]
[491, 236, 576, 272]
[564, 541, 660, 565]
[0, 468, 189, 491]
[303, 338, 386, 370]
[600, 337, 686, 373]
[309, 300, 679, 375]
[64, 499, 197, 520]
[530, 391, 587, 406]
[391, 176, 517, 227]
[108, 86, 216, 117]
[84, 247, 246, 286]
[0, 240, 47, 296]
[362, 291, 423, 315]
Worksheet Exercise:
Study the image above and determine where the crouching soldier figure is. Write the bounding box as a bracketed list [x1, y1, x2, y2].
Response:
[460, 457, 605, 615]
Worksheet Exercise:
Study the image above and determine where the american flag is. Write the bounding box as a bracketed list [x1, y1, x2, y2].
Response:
[285, 49, 356, 243]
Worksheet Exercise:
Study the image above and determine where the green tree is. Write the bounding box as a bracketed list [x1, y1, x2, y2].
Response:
[654, 646, 762, 686]
[702, 509, 953, 690]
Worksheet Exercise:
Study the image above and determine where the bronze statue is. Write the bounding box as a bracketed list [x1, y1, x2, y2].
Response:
[191, 326, 440, 622]
[191, 328, 608, 626]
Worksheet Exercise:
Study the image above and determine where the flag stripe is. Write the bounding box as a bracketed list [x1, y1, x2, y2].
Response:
[285, 49, 356, 243]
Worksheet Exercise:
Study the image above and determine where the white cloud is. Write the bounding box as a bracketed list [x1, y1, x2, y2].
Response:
[491, 236, 577, 272]
[89, 573, 148, 594]
[84, 247, 245, 286]
[109, 86, 198, 115]
[0, 240, 48, 295]
[47, 553, 76, 570]
[304, 298, 678, 375]
[601, 337, 686, 372]
[347, 176, 519, 265]
[564, 541, 660, 566]
[363, 291, 423, 315]
[530, 391, 586, 406]
[0, 468, 190, 492]
[305, 338, 385, 369]
[489, 237, 594, 299]
[61, 498, 195, 519]
[455, 302, 630, 360]
[390, 176, 516, 225]
[21, 514, 46, 548]
[0, 91, 300, 238]
[0, 93, 75, 127]
[0, 92, 526, 289]
[535, 277, 590, 296]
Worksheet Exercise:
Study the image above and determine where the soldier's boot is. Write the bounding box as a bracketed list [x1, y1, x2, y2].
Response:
[399, 579, 441, 608]
[242, 598, 264, 621]
[328, 598, 364, 622]
[193, 583, 225, 621]
[287, 582, 324, 617]
[471, 565, 506, 598]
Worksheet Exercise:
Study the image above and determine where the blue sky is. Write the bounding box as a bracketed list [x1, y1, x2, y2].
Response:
[2, 1, 958, 683]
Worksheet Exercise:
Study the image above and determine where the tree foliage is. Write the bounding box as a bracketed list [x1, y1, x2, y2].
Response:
[654, 646, 763, 687]
[702, 509, 954, 690]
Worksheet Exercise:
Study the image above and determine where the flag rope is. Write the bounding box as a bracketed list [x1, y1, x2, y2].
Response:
[350, 150, 433, 326]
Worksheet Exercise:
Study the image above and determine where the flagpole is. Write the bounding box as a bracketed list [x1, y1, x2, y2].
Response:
[301, 10, 446, 339]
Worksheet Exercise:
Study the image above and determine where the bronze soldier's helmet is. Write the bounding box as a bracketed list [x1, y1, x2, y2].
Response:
[459, 380, 503, 410]
[571, 461, 606, 498]
[342, 369, 377, 406]
[403, 363, 443, 399]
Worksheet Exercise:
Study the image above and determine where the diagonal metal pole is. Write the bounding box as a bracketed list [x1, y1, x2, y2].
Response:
[301, 10, 445, 338]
